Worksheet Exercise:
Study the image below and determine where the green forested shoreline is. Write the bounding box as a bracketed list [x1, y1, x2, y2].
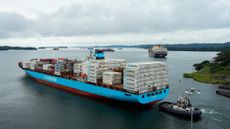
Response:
[0, 46, 37, 50]
[184, 50, 230, 85]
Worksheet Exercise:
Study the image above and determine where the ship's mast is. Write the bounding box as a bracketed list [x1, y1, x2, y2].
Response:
[185, 88, 200, 129]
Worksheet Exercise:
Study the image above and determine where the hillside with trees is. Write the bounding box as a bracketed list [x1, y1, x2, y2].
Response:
[184, 49, 230, 85]
[0, 46, 37, 50]
[103, 42, 230, 51]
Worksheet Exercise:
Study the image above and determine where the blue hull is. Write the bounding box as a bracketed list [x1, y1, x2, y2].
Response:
[24, 70, 169, 104]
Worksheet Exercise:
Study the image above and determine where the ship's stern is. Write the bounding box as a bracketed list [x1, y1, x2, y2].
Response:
[137, 88, 170, 104]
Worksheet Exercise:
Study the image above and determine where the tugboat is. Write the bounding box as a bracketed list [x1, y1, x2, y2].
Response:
[158, 88, 202, 119]
[148, 45, 168, 58]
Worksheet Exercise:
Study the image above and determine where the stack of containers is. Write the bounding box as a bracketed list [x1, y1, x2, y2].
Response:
[154, 63, 169, 89]
[65, 61, 74, 72]
[123, 62, 168, 94]
[107, 59, 127, 69]
[87, 60, 109, 83]
[54, 60, 65, 75]
[35, 62, 43, 71]
[29, 59, 38, 70]
[102, 71, 122, 85]
[73, 60, 89, 74]
[81, 60, 89, 74]
[51, 59, 57, 65]
[39, 59, 52, 63]
[22, 61, 31, 69]
[37, 59, 51, 71]
[73, 60, 84, 73]
[43, 64, 53, 71]
[73, 63, 82, 74]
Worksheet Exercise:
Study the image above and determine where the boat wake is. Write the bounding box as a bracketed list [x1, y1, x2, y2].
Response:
[200, 107, 220, 115]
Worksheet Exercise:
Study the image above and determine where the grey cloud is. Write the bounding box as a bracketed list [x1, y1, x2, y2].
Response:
[0, 12, 32, 38]
[34, 0, 230, 36]
[1, 0, 230, 38]
[169, 0, 230, 30]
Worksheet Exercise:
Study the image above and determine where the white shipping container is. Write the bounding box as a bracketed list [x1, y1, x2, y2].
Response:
[87, 78, 97, 83]
[43, 64, 53, 71]
[22, 61, 31, 69]
[139, 89, 149, 94]
[30, 63, 36, 70]
[102, 71, 122, 85]
[124, 62, 168, 93]
[73, 63, 83, 73]
[87, 59, 110, 83]
[54, 71, 61, 75]
[106, 59, 127, 69]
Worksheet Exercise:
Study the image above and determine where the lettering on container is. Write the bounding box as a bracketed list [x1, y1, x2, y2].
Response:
[43, 75, 57, 82]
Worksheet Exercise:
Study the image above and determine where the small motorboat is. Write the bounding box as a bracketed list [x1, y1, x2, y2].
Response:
[158, 96, 202, 119]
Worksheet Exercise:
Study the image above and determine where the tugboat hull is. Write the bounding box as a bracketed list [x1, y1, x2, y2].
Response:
[158, 101, 202, 119]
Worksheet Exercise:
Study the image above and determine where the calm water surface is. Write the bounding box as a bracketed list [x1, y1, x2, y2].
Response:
[0, 49, 229, 129]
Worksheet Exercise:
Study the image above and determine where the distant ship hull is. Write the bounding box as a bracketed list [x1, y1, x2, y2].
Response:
[148, 45, 168, 58]
[149, 52, 167, 58]
[24, 70, 169, 105]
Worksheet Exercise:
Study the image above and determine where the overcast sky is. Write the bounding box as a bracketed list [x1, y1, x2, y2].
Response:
[0, 0, 230, 46]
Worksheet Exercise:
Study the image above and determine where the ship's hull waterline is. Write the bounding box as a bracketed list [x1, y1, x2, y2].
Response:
[149, 53, 167, 58]
[24, 70, 169, 105]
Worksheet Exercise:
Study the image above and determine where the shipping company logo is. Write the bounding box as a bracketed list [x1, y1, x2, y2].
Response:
[44, 75, 57, 82]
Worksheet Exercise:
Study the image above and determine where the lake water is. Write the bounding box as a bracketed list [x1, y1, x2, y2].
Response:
[0, 49, 229, 129]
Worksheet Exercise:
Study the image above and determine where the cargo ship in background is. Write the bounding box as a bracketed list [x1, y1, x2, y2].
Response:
[148, 45, 168, 58]
[53, 47, 59, 51]
[18, 49, 169, 105]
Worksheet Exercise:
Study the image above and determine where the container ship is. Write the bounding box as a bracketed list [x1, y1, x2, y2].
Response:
[148, 45, 168, 58]
[18, 49, 169, 105]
